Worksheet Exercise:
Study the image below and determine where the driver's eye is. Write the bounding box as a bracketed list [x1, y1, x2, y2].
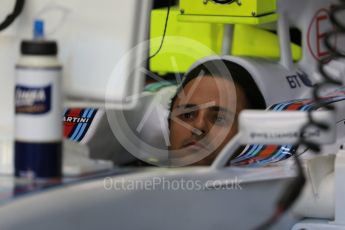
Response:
[211, 112, 232, 126]
[215, 115, 227, 124]
[179, 111, 196, 121]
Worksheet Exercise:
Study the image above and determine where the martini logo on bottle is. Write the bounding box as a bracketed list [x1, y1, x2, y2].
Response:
[15, 85, 51, 114]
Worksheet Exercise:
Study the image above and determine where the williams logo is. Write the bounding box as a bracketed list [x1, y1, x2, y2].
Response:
[15, 85, 51, 114]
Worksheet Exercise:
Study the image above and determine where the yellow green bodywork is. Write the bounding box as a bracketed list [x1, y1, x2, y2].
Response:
[149, 7, 302, 74]
[150, 8, 224, 74]
[177, 13, 278, 25]
[179, 0, 277, 17]
[232, 24, 302, 61]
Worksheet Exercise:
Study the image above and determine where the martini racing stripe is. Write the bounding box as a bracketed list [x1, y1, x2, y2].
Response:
[63, 108, 98, 142]
[64, 108, 84, 138]
[231, 92, 345, 167]
[232, 99, 303, 164]
[74, 109, 96, 142]
[70, 109, 91, 141]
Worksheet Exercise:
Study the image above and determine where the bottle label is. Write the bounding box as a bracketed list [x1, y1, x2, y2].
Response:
[15, 85, 52, 114]
[15, 67, 62, 142]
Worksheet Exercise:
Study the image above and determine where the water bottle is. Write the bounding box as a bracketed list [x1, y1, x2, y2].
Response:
[14, 20, 63, 179]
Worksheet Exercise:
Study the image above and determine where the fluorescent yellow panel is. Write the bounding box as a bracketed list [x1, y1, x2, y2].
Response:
[177, 13, 279, 25]
[232, 24, 302, 60]
[179, 0, 277, 17]
[150, 8, 223, 73]
[149, 8, 301, 74]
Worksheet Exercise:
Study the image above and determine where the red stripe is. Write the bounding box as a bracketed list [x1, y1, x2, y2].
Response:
[286, 103, 304, 111]
[68, 108, 82, 117]
[234, 145, 279, 165]
[257, 145, 279, 158]
[63, 108, 83, 137]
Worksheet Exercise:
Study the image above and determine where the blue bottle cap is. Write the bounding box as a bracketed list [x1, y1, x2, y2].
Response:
[34, 19, 45, 39]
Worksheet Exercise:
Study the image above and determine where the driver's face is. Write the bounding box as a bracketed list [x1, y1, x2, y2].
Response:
[169, 76, 248, 165]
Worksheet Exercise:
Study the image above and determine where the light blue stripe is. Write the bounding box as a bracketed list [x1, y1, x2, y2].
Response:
[269, 101, 290, 112]
[275, 145, 294, 161]
[301, 103, 313, 111]
[237, 144, 259, 158]
[231, 145, 261, 162]
[71, 109, 90, 141]
[74, 109, 94, 141]
[271, 102, 286, 111]
[231, 144, 264, 163]
[276, 100, 296, 111]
